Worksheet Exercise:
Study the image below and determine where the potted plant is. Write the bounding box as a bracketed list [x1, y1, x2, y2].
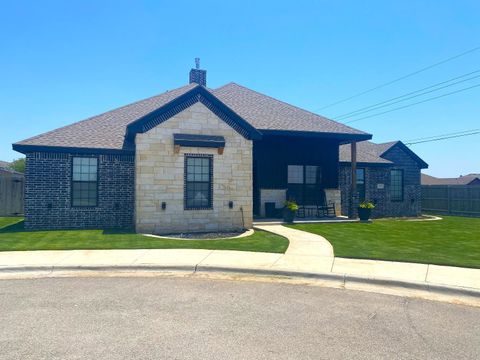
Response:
[283, 200, 299, 223]
[358, 201, 375, 221]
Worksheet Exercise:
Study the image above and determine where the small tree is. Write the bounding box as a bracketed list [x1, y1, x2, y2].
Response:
[8, 158, 25, 173]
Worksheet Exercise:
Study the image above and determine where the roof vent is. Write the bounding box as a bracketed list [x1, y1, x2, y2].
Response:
[189, 58, 206, 86]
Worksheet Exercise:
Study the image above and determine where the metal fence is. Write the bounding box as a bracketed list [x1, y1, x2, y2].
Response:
[421, 185, 480, 217]
[0, 170, 24, 216]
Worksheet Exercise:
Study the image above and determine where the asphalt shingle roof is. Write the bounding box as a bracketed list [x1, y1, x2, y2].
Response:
[15, 83, 197, 150]
[339, 141, 395, 164]
[421, 173, 480, 185]
[14, 82, 371, 151]
[212, 83, 370, 136]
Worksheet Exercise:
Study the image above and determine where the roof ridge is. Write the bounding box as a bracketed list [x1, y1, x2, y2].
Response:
[378, 140, 400, 146]
[217, 82, 369, 135]
[213, 82, 235, 91]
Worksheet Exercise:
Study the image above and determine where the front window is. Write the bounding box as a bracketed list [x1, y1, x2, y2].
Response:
[356, 168, 366, 201]
[72, 157, 98, 207]
[390, 169, 404, 201]
[287, 165, 304, 184]
[185, 155, 213, 210]
[287, 165, 322, 205]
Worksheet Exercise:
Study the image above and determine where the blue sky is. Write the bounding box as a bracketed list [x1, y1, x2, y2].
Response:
[0, 0, 479, 177]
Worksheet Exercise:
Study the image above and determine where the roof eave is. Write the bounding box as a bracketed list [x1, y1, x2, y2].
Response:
[12, 144, 134, 155]
[258, 129, 372, 142]
[381, 141, 429, 169]
[340, 161, 393, 167]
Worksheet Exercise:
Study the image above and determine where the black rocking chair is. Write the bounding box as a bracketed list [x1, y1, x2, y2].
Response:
[289, 190, 336, 218]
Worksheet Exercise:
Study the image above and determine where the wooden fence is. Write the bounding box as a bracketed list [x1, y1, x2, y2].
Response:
[421, 185, 480, 217]
[0, 169, 24, 216]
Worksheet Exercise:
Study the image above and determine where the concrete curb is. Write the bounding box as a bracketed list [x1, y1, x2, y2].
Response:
[1, 264, 479, 299]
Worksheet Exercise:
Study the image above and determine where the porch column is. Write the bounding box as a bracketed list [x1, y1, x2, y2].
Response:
[348, 141, 358, 219]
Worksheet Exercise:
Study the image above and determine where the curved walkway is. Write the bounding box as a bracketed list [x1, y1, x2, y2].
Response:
[0, 226, 479, 305]
[253, 224, 480, 291]
[255, 224, 333, 257]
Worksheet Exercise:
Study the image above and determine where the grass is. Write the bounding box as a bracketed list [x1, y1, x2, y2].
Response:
[0, 218, 289, 253]
[0, 217, 22, 229]
[288, 216, 480, 268]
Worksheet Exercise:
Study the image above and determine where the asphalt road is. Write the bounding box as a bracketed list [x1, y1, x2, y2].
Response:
[0, 276, 479, 360]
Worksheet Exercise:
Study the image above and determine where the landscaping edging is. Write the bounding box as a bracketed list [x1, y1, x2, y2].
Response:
[142, 229, 254, 241]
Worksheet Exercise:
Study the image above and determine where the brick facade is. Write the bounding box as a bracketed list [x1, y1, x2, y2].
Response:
[24, 152, 134, 230]
[339, 145, 422, 218]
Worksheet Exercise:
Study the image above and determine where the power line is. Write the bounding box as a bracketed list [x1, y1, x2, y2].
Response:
[344, 82, 480, 124]
[405, 130, 480, 145]
[405, 128, 480, 142]
[316, 45, 480, 111]
[335, 70, 480, 120]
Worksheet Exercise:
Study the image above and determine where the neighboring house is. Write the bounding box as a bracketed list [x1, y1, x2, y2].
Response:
[421, 173, 480, 186]
[0, 160, 10, 169]
[12, 65, 428, 233]
[340, 141, 428, 218]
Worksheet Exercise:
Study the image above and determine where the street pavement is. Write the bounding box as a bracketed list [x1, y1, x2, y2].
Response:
[0, 276, 479, 359]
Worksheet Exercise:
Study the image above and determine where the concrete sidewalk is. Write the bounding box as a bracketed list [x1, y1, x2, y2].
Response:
[0, 224, 479, 303]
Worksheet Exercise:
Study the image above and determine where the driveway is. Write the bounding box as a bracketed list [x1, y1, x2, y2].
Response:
[0, 277, 479, 359]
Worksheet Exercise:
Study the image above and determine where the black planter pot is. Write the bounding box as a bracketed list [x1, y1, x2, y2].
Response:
[283, 209, 296, 223]
[358, 207, 372, 221]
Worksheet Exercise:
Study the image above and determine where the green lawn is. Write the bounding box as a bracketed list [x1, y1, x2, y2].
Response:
[0, 217, 22, 229]
[0, 218, 288, 253]
[288, 216, 480, 268]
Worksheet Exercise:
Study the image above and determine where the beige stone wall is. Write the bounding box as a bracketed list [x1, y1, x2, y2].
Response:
[324, 188, 341, 216]
[259, 189, 287, 217]
[135, 102, 253, 234]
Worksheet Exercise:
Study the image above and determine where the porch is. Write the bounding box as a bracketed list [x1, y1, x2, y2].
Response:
[253, 133, 360, 219]
[253, 216, 359, 226]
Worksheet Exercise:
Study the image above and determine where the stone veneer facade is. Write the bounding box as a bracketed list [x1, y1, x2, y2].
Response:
[135, 102, 253, 234]
[339, 145, 422, 218]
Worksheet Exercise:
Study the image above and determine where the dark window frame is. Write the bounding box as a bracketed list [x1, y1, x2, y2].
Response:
[184, 154, 213, 210]
[390, 169, 404, 202]
[71, 156, 99, 207]
[287, 164, 322, 205]
[356, 168, 366, 201]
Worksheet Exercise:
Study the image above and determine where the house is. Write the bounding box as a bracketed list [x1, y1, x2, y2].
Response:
[12, 64, 428, 233]
[340, 141, 428, 218]
[421, 173, 480, 186]
[0, 160, 10, 169]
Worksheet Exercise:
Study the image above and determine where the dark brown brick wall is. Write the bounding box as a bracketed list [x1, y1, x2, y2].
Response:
[339, 146, 422, 218]
[24, 152, 134, 230]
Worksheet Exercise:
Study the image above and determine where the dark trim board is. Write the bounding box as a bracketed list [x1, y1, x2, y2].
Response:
[381, 141, 429, 169]
[12, 144, 135, 156]
[259, 129, 372, 143]
[126, 85, 263, 142]
[340, 161, 392, 168]
[174, 134, 225, 148]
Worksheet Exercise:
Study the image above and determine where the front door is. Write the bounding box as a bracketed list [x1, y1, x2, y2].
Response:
[287, 165, 322, 205]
